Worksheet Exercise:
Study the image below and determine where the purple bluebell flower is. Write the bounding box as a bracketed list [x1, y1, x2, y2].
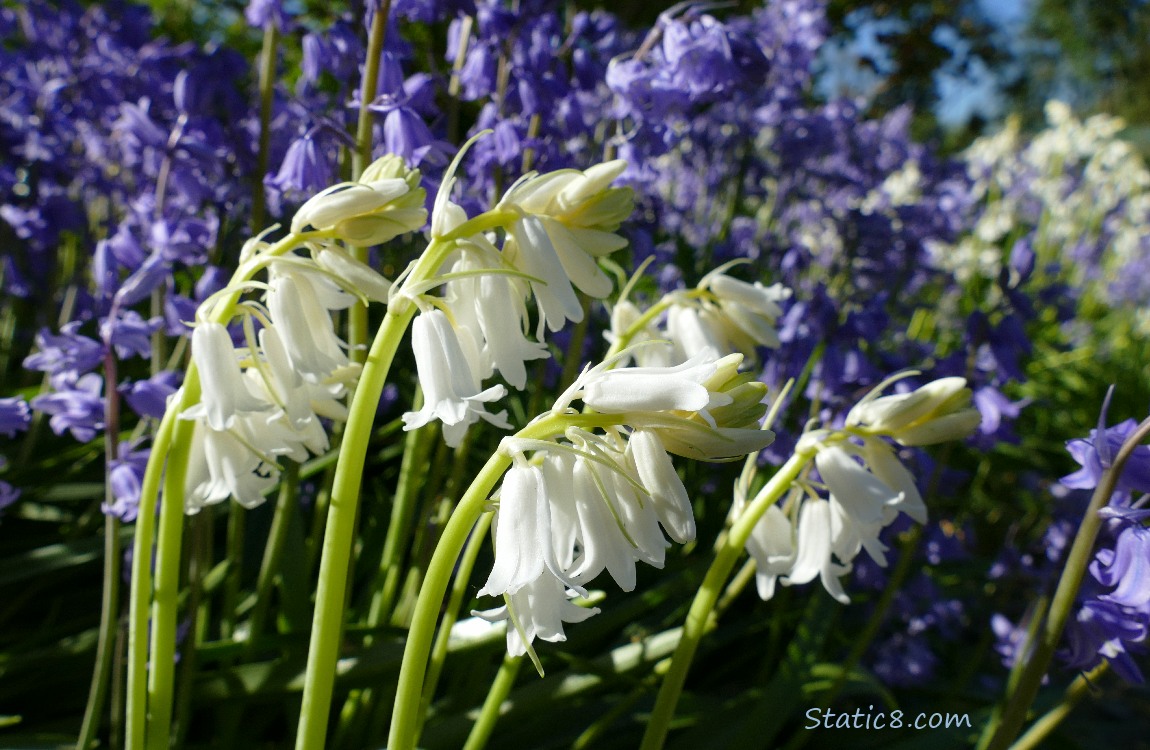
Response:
[1093, 524, 1150, 609]
[121, 372, 182, 420]
[265, 132, 335, 198]
[245, 0, 289, 32]
[101, 311, 162, 360]
[382, 107, 435, 165]
[104, 445, 151, 522]
[24, 323, 105, 377]
[1061, 597, 1147, 684]
[1061, 418, 1150, 494]
[0, 398, 31, 437]
[31, 373, 105, 442]
[115, 252, 171, 307]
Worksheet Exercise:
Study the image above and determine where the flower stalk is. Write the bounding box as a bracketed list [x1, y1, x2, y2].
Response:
[979, 417, 1150, 750]
[640, 447, 816, 750]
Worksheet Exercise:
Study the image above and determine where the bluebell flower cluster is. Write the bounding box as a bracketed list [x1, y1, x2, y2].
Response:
[2, 0, 257, 520]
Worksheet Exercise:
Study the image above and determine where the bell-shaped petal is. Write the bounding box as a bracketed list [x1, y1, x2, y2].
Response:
[783, 498, 850, 604]
[186, 322, 266, 431]
[627, 429, 695, 543]
[568, 458, 641, 591]
[402, 310, 510, 446]
[479, 464, 578, 597]
[860, 438, 927, 524]
[744, 504, 796, 601]
[815, 446, 899, 527]
[473, 571, 599, 659]
[267, 271, 351, 382]
[505, 215, 583, 332]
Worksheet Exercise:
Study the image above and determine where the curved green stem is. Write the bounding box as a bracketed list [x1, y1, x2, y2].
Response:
[415, 511, 494, 739]
[462, 655, 523, 750]
[126, 409, 176, 750]
[386, 412, 586, 750]
[979, 417, 1150, 750]
[294, 302, 416, 750]
[145, 415, 194, 750]
[640, 449, 815, 750]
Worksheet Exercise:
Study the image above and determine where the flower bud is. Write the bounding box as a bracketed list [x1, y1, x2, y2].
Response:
[290, 157, 427, 244]
[848, 376, 980, 446]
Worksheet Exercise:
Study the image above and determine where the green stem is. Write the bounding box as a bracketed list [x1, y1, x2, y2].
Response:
[351, 1, 390, 179]
[386, 413, 580, 750]
[126, 410, 176, 750]
[220, 504, 245, 639]
[76, 513, 120, 750]
[294, 302, 416, 750]
[461, 655, 523, 750]
[414, 511, 495, 740]
[640, 449, 814, 750]
[145, 416, 194, 750]
[1011, 662, 1107, 750]
[125, 231, 309, 749]
[979, 417, 1150, 750]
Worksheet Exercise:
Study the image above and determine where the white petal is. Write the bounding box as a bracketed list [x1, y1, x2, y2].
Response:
[815, 446, 897, 525]
[569, 459, 637, 591]
[191, 322, 266, 431]
[627, 429, 695, 543]
[543, 218, 613, 298]
[784, 499, 833, 586]
[508, 216, 582, 331]
[581, 372, 711, 413]
[479, 466, 546, 596]
[861, 439, 927, 524]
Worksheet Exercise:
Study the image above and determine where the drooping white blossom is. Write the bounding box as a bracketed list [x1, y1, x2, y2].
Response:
[401, 309, 511, 447]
